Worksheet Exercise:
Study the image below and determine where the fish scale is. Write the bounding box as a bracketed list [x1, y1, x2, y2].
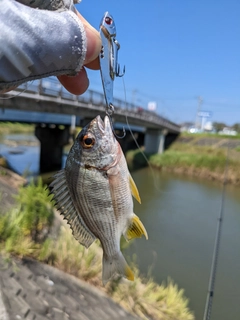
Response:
[51, 116, 148, 284]
[76, 168, 119, 253]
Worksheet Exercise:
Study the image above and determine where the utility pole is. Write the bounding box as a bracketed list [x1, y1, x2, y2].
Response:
[195, 96, 203, 129]
[131, 89, 138, 107]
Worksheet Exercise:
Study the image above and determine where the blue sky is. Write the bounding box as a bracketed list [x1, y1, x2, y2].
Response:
[77, 1, 240, 125]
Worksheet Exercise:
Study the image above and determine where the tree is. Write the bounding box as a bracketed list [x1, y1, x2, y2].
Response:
[232, 123, 240, 133]
[212, 122, 226, 132]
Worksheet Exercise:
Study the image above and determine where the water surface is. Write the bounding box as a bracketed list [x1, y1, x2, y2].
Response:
[126, 168, 240, 320]
[1, 135, 240, 320]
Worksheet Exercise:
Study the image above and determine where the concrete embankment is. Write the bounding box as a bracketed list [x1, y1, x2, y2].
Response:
[0, 256, 139, 320]
[0, 168, 139, 320]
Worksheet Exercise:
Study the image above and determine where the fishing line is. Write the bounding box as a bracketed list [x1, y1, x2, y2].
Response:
[121, 77, 169, 194]
[203, 144, 229, 320]
[120, 79, 219, 203]
[0, 81, 33, 100]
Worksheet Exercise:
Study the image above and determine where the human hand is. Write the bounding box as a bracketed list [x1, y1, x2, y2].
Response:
[57, 12, 102, 95]
[0, 1, 101, 96]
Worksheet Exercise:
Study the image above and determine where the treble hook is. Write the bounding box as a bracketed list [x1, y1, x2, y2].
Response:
[117, 64, 125, 77]
[114, 39, 125, 77]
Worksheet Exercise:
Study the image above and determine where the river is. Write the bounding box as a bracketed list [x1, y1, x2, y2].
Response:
[1, 134, 240, 320]
[127, 168, 240, 320]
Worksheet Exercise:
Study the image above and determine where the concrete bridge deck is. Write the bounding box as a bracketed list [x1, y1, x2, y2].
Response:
[0, 78, 180, 133]
[0, 78, 180, 173]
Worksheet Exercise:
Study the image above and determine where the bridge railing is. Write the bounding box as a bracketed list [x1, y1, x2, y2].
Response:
[18, 77, 139, 110]
[10, 77, 180, 132]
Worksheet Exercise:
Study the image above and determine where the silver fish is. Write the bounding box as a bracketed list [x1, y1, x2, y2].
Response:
[50, 116, 148, 284]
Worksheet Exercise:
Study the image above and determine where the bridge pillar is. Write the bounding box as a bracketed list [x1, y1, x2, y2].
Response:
[144, 129, 168, 154]
[35, 125, 71, 173]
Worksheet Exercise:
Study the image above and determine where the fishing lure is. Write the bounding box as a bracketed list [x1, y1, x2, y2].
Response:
[99, 12, 126, 138]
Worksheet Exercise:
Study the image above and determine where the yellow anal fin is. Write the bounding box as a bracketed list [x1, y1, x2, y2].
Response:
[129, 174, 141, 204]
[126, 214, 148, 241]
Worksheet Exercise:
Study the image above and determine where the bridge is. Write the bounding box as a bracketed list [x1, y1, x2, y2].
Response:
[0, 77, 180, 173]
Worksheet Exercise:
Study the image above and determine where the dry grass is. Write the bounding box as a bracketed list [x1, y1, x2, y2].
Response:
[38, 225, 103, 284]
[39, 225, 194, 320]
[107, 270, 194, 320]
[0, 215, 195, 320]
[0, 180, 195, 320]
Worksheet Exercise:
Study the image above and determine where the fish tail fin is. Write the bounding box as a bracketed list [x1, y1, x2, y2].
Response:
[102, 252, 134, 285]
[125, 214, 148, 241]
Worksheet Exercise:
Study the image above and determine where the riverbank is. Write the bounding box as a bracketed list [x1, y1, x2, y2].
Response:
[1, 128, 240, 186]
[0, 255, 139, 320]
[0, 172, 194, 320]
[127, 133, 240, 186]
[0, 122, 34, 136]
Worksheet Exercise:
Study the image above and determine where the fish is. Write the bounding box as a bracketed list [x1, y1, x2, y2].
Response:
[50, 115, 148, 285]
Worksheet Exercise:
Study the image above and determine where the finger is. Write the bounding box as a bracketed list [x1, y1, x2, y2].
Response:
[85, 56, 100, 70]
[76, 12, 101, 66]
[57, 67, 89, 95]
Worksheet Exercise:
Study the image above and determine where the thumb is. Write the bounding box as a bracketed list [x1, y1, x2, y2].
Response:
[76, 12, 102, 65]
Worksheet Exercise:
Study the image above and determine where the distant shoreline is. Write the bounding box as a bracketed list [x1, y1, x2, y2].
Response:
[1, 128, 240, 187]
[150, 164, 240, 186]
[126, 133, 240, 187]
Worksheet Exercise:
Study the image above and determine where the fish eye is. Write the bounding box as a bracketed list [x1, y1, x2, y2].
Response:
[80, 134, 95, 148]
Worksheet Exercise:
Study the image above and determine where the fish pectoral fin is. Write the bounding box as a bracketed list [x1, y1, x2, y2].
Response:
[107, 165, 120, 176]
[102, 252, 134, 285]
[129, 174, 141, 204]
[125, 214, 148, 241]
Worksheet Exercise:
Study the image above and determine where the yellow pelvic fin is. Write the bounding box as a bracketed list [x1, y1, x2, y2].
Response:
[129, 174, 141, 204]
[126, 214, 148, 241]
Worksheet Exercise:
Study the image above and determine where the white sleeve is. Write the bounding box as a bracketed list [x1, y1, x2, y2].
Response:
[0, 0, 87, 91]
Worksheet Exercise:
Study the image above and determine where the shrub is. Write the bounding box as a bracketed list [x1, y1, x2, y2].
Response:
[14, 179, 54, 243]
[0, 179, 54, 253]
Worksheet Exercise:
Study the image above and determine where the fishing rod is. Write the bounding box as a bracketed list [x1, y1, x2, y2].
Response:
[203, 145, 229, 320]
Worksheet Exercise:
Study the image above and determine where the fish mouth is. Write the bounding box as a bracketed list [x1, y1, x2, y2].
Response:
[96, 115, 105, 133]
[104, 116, 111, 132]
[96, 115, 111, 134]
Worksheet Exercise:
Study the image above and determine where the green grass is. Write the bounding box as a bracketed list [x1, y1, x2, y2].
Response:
[0, 156, 7, 168]
[127, 146, 233, 172]
[181, 131, 240, 140]
[126, 137, 240, 185]
[0, 179, 194, 320]
[125, 148, 149, 171]
[0, 122, 34, 135]
[0, 179, 54, 251]
[149, 149, 228, 171]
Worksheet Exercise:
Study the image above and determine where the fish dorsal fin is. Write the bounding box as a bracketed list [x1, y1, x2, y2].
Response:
[129, 174, 141, 204]
[125, 214, 148, 241]
[50, 169, 96, 248]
